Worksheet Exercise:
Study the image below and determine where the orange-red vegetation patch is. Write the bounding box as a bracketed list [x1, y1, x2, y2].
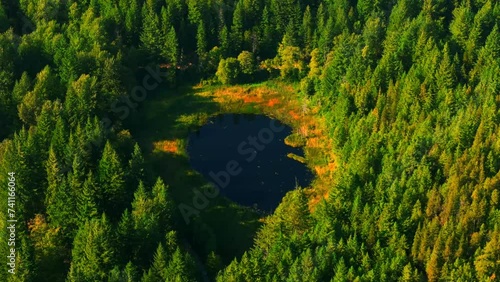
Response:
[154, 140, 180, 154]
[308, 189, 330, 210]
[314, 162, 336, 176]
[289, 110, 300, 120]
[314, 165, 327, 176]
[254, 87, 278, 97]
[243, 95, 263, 104]
[267, 98, 280, 107]
[28, 214, 62, 250]
[327, 161, 337, 172]
[310, 127, 323, 137]
[298, 124, 311, 136]
[204, 83, 337, 209]
[307, 137, 322, 148]
[309, 197, 320, 207]
[210, 86, 281, 107]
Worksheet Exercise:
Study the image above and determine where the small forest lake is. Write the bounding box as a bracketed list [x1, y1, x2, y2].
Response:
[187, 114, 314, 212]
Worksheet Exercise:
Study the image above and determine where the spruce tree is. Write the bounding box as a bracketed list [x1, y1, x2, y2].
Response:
[230, 0, 244, 55]
[67, 214, 115, 282]
[152, 177, 174, 231]
[301, 6, 315, 55]
[98, 141, 126, 219]
[149, 243, 169, 281]
[127, 143, 144, 195]
[140, 3, 163, 61]
[77, 171, 99, 223]
[163, 25, 179, 84]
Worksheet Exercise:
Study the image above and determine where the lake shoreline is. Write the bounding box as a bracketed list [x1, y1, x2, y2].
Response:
[126, 80, 336, 265]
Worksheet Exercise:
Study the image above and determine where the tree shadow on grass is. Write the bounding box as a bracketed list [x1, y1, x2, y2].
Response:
[125, 84, 262, 265]
[127, 86, 218, 149]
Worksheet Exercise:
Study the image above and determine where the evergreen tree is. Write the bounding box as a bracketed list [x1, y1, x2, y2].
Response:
[98, 141, 126, 219]
[0, 3, 7, 32]
[259, 5, 276, 58]
[127, 143, 144, 194]
[18, 66, 60, 126]
[219, 24, 230, 56]
[77, 171, 99, 222]
[301, 6, 315, 55]
[35, 100, 61, 148]
[64, 74, 97, 128]
[46, 176, 78, 238]
[67, 214, 115, 281]
[474, 228, 500, 279]
[140, 3, 163, 61]
[131, 181, 161, 266]
[151, 177, 174, 231]
[230, 0, 244, 55]
[149, 243, 169, 281]
[163, 25, 179, 84]
[196, 20, 208, 65]
[116, 209, 135, 264]
[165, 247, 197, 281]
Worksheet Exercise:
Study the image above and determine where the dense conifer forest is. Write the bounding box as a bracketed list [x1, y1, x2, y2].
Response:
[0, 0, 499, 281]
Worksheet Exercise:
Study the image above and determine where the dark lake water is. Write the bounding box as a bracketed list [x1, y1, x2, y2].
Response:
[187, 114, 313, 212]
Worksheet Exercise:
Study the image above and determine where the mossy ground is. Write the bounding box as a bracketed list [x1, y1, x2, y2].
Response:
[284, 133, 307, 147]
[126, 80, 336, 264]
